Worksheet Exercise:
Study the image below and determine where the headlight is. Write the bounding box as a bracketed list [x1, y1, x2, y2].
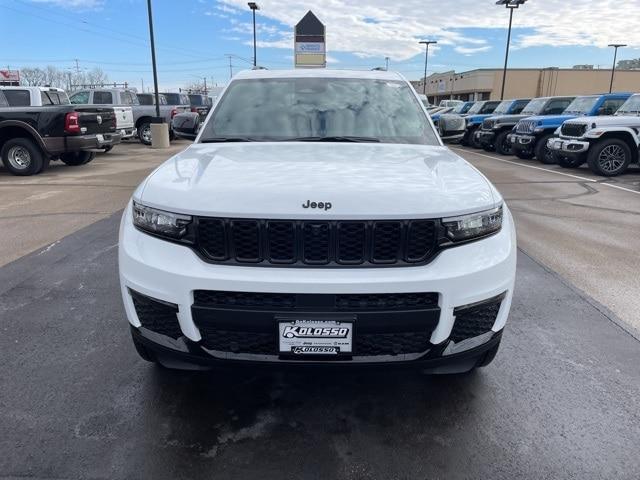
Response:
[132, 201, 193, 241]
[442, 206, 503, 242]
[492, 123, 502, 130]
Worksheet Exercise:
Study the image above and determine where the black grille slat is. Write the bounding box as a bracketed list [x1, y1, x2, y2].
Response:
[195, 218, 439, 267]
[335, 292, 438, 311]
[267, 221, 296, 263]
[231, 220, 261, 262]
[337, 222, 366, 264]
[302, 222, 331, 264]
[355, 332, 431, 356]
[372, 222, 402, 263]
[194, 290, 297, 309]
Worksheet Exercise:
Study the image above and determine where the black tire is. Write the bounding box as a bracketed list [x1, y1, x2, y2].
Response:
[469, 129, 482, 149]
[515, 150, 534, 160]
[60, 151, 95, 166]
[495, 130, 513, 156]
[586, 138, 632, 177]
[476, 340, 502, 368]
[556, 154, 585, 168]
[138, 122, 152, 146]
[482, 143, 495, 152]
[535, 134, 556, 164]
[102, 145, 114, 153]
[37, 157, 51, 174]
[169, 129, 176, 141]
[131, 333, 157, 363]
[0, 137, 44, 176]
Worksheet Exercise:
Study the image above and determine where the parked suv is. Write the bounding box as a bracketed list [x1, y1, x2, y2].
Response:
[509, 94, 629, 163]
[458, 101, 502, 147]
[548, 93, 640, 176]
[472, 98, 533, 154]
[119, 69, 516, 373]
[187, 93, 212, 119]
[0, 86, 70, 107]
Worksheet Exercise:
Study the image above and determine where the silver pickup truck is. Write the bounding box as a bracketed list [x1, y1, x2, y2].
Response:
[135, 93, 183, 145]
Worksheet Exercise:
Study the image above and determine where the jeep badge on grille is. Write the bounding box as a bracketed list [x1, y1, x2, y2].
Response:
[302, 200, 332, 210]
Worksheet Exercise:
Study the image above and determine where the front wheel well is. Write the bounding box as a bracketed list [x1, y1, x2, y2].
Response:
[135, 116, 153, 128]
[597, 132, 639, 162]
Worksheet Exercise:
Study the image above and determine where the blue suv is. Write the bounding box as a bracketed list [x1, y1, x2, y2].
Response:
[464, 99, 529, 148]
[510, 93, 631, 163]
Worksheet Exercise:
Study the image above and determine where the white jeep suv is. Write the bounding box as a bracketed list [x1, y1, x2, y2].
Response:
[119, 69, 516, 373]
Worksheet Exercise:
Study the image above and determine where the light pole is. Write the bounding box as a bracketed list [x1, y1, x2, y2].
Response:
[385, 56, 390, 71]
[146, 0, 161, 119]
[608, 43, 626, 93]
[419, 40, 437, 97]
[248, 2, 259, 67]
[496, 0, 527, 100]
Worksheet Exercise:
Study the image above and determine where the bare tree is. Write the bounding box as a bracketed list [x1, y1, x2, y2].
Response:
[20, 68, 46, 86]
[183, 80, 206, 94]
[85, 67, 109, 86]
[19, 65, 109, 90]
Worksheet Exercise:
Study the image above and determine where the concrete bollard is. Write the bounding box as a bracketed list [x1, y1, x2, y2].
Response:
[151, 123, 170, 149]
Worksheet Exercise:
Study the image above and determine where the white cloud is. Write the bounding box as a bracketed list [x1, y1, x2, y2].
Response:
[217, 0, 640, 60]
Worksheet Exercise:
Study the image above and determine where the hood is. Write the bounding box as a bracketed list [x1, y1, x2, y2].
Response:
[466, 114, 493, 124]
[138, 143, 499, 219]
[517, 114, 576, 127]
[490, 114, 531, 125]
[563, 114, 640, 128]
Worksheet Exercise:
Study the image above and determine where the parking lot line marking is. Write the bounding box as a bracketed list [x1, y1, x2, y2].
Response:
[452, 147, 640, 196]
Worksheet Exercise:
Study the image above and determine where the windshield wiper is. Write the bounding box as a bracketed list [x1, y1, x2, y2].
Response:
[200, 137, 256, 143]
[282, 135, 380, 143]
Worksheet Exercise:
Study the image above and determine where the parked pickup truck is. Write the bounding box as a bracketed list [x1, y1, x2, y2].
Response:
[0, 90, 119, 176]
[187, 93, 212, 119]
[69, 88, 135, 151]
[509, 93, 629, 163]
[0, 86, 70, 107]
[135, 93, 180, 145]
[547, 93, 640, 176]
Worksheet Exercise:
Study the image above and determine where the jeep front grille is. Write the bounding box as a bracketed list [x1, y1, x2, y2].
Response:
[195, 218, 439, 267]
[561, 123, 587, 137]
[515, 120, 536, 134]
[482, 118, 495, 130]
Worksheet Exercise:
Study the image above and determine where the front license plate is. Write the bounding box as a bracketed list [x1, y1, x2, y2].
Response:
[278, 319, 353, 355]
[96, 134, 104, 143]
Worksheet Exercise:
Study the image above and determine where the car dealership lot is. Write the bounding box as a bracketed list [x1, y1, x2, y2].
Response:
[1, 141, 639, 478]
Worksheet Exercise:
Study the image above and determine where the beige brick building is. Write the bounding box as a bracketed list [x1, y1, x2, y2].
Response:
[412, 68, 640, 104]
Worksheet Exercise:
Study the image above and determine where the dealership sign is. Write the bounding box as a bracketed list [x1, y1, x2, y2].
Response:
[294, 11, 326, 68]
[0, 70, 20, 83]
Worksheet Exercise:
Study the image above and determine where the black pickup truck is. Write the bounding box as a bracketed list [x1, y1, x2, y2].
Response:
[0, 90, 120, 176]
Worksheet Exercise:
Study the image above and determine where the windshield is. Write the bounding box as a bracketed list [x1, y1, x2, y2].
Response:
[200, 77, 439, 145]
[453, 102, 473, 114]
[615, 95, 640, 115]
[466, 101, 485, 115]
[189, 94, 205, 106]
[521, 98, 547, 115]
[492, 100, 512, 115]
[563, 96, 598, 115]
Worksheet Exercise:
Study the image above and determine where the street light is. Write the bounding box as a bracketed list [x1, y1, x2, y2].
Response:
[248, 2, 259, 67]
[608, 43, 626, 93]
[419, 40, 437, 96]
[146, 0, 161, 119]
[496, 0, 527, 100]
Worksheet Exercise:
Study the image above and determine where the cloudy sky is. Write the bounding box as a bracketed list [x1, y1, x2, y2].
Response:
[1, 0, 639, 90]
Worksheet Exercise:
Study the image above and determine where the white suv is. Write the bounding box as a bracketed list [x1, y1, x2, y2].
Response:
[119, 69, 516, 373]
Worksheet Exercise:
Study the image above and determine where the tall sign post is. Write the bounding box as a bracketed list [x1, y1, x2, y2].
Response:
[294, 11, 326, 68]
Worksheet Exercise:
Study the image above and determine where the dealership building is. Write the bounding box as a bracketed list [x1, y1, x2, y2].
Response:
[413, 67, 640, 104]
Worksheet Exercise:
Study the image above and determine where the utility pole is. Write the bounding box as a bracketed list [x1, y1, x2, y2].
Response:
[146, 0, 161, 118]
[419, 40, 437, 96]
[74, 59, 80, 74]
[141, 78, 144, 93]
[496, 0, 528, 100]
[203, 76, 207, 95]
[227, 55, 233, 80]
[385, 57, 390, 71]
[248, 3, 260, 67]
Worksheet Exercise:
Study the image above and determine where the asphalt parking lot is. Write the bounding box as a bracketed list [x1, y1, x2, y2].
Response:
[1, 142, 640, 479]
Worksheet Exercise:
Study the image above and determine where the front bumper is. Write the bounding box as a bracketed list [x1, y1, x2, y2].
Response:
[118, 127, 136, 139]
[477, 130, 496, 146]
[119, 202, 517, 367]
[547, 137, 590, 155]
[510, 134, 536, 151]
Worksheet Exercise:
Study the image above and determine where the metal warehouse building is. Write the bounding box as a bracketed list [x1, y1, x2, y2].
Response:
[413, 68, 640, 104]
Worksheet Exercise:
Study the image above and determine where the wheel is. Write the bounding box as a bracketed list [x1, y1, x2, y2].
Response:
[131, 332, 157, 363]
[476, 340, 502, 367]
[535, 134, 556, 164]
[60, 151, 95, 166]
[587, 139, 631, 176]
[515, 150, 534, 160]
[37, 157, 51, 174]
[469, 129, 482, 149]
[495, 130, 513, 156]
[102, 145, 113, 153]
[0, 137, 44, 176]
[556, 154, 585, 168]
[138, 122, 152, 146]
